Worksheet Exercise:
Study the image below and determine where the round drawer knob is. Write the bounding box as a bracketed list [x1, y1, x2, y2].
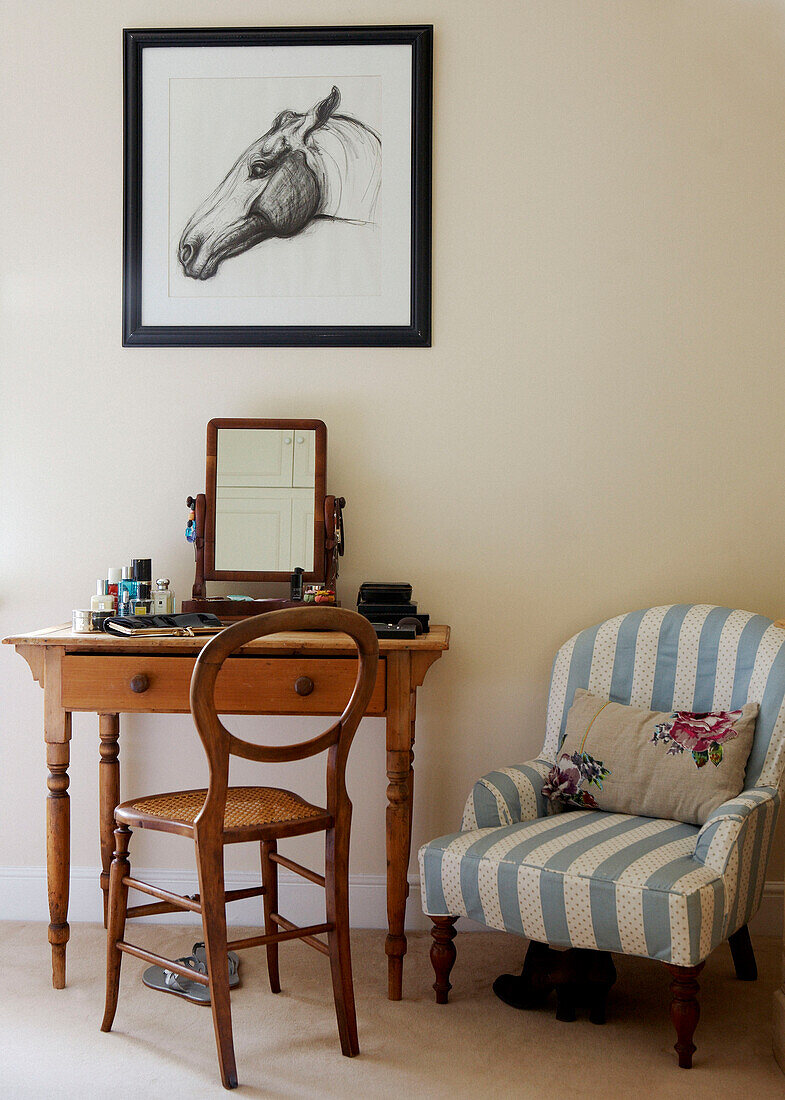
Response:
[294, 676, 314, 696]
[129, 673, 150, 694]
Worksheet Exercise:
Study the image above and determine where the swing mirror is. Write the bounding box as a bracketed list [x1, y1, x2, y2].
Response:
[205, 418, 327, 582]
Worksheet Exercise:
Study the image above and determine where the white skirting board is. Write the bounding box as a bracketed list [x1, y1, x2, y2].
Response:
[0, 867, 782, 937]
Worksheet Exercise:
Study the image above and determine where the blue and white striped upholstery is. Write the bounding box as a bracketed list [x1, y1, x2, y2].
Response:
[419, 606, 785, 966]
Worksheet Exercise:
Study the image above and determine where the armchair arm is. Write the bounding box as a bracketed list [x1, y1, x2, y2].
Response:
[461, 758, 554, 831]
[694, 786, 780, 874]
[693, 785, 780, 937]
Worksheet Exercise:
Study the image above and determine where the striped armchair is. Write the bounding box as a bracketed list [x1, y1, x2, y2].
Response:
[419, 606, 785, 1067]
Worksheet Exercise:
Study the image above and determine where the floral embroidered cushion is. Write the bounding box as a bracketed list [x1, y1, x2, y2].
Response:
[545, 689, 758, 825]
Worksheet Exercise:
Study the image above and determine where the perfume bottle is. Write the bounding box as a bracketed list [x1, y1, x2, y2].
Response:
[132, 559, 152, 606]
[117, 565, 135, 614]
[91, 580, 116, 612]
[152, 578, 176, 614]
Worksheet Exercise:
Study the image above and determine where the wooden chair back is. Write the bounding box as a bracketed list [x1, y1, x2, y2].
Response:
[190, 607, 379, 834]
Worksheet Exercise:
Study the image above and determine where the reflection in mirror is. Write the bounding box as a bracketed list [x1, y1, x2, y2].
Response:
[214, 428, 316, 572]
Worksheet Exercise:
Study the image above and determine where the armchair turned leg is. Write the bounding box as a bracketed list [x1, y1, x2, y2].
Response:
[429, 916, 458, 1004]
[664, 962, 705, 1069]
[728, 924, 757, 981]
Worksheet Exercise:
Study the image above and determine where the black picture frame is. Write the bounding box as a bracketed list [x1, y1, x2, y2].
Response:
[122, 25, 432, 347]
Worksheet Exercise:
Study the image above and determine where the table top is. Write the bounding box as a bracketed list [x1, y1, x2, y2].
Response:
[3, 623, 450, 657]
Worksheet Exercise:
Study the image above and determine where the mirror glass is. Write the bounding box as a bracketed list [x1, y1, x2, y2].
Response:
[213, 427, 317, 573]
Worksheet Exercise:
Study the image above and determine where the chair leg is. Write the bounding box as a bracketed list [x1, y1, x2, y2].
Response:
[101, 823, 131, 1032]
[664, 961, 705, 1069]
[196, 839, 238, 1091]
[429, 916, 458, 1004]
[728, 924, 758, 981]
[260, 840, 280, 994]
[325, 825, 359, 1056]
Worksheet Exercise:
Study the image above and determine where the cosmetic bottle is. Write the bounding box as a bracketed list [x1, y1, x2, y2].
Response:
[107, 567, 123, 601]
[132, 559, 152, 605]
[152, 578, 176, 614]
[290, 567, 304, 601]
[132, 558, 151, 581]
[117, 565, 136, 613]
[91, 580, 116, 612]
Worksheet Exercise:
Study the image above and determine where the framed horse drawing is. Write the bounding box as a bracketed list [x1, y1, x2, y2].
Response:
[122, 26, 432, 347]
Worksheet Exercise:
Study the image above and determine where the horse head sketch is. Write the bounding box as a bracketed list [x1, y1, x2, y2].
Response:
[178, 86, 381, 280]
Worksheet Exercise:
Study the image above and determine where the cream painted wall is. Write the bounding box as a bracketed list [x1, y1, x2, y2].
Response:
[2, 1, 785, 912]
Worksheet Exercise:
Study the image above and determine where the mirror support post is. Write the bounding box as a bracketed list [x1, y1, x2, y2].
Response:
[192, 493, 206, 599]
[324, 496, 345, 592]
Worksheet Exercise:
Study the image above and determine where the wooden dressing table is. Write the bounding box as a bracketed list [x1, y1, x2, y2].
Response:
[4, 623, 449, 1000]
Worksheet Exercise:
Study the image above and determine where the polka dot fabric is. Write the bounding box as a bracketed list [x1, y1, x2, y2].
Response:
[420, 809, 729, 964]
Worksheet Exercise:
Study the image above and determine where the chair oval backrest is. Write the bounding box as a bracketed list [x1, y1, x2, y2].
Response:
[189, 607, 379, 827]
[543, 604, 785, 790]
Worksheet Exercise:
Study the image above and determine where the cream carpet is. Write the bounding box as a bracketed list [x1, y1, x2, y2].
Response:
[0, 921, 783, 1099]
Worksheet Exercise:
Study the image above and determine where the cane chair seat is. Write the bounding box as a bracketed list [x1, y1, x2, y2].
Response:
[115, 785, 331, 841]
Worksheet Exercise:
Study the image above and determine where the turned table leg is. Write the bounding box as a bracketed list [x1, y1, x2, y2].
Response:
[385, 653, 415, 1000]
[407, 694, 416, 861]
[665, 962, 705, 1069]
[43, 647, 72, 989]
[46, 739, 70, 989]
[99, 714, 120, 927]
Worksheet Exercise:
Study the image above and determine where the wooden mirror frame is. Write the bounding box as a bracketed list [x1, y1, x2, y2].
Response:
[202, 417, 327, 586]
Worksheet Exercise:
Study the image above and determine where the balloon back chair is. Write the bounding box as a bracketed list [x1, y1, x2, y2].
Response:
[419, 605, 785, 1068]
[101, 607, 379, 1090]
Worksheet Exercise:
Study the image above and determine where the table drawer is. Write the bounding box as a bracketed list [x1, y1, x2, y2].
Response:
[61, 655, 386, 715]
